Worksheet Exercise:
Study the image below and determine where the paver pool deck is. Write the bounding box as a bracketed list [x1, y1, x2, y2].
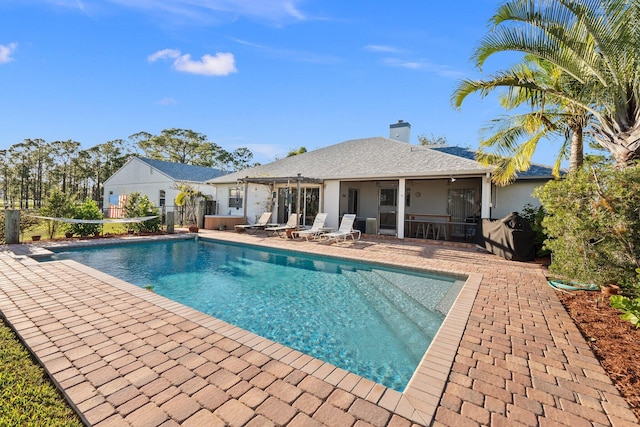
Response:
[0, 231, 638, 426]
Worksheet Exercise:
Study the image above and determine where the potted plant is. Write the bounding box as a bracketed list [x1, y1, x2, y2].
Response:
[174, 183, 202, 232]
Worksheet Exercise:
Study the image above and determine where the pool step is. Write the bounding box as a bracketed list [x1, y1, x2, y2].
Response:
[357, 270, 443, 339]
[373, 269, 463, 315]
[342, 270, 436, 361]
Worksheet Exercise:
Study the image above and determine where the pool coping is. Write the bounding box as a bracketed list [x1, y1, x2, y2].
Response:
[2, 233, 480, 425]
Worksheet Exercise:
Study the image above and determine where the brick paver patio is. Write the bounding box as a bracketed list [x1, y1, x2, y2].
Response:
[0, 231, 637, 426]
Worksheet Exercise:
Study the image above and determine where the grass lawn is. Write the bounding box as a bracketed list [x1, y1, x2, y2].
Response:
[0, 319, 84, 426]
[24, 222, 131, 241]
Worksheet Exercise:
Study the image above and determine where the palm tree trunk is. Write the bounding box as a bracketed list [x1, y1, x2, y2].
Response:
[594, 123, 640, 167]
[569, 125, 584, 171]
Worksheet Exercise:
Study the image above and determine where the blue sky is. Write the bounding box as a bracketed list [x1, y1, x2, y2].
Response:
[0, 0, 565, 166]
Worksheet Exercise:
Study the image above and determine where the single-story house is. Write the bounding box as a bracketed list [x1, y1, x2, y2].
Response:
[103, 156, 224, 223]
[207, 121, 556, 240]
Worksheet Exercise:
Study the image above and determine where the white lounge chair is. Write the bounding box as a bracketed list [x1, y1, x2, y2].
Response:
[235, 212, 273, 234]
[265, 213, 300, 237]
[294, 213, 328, 241]
[322, 214, 361, 243]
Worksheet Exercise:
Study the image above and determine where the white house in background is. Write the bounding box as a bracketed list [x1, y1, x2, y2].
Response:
[103, 156, 225, 219]
[207, 121, 556, 240]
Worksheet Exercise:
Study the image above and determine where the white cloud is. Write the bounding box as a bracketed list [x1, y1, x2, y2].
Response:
[0, 43, 18, 64]
[147, 48, 181, 62]
[365, 45, 400, 53]
[382, 57, 466, 79]
[173, 52, 236, 76]
[229, 37, 338, 64]
[94, 0, 306, 25]
[158, 97, 177, 105]
[148, 48, 237, 76]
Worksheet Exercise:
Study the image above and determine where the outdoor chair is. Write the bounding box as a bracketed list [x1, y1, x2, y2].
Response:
[265, 213, 300, 237]
[321, 214, 361, 243]
[234, 212, 273, 234]
[294, 213, 328, 241]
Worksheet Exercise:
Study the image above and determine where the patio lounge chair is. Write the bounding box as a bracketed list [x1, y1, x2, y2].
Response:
[235, 212, 273, 233]
[265, 213, 300, 237]
[322, 214, 361, 243]
[294, 213, 328, 241]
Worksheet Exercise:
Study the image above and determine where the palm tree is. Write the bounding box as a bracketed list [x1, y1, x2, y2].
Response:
[458, 0, 640, 168]
[454, 55, 590, 184]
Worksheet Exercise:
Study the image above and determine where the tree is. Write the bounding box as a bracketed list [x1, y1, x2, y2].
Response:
[174, 183, 202, 227]
[40, 188, 75, 239]
[287, 147, 307, 157]
[0, 149, 10, 207]
[458, 0, 640, 168]
[454, 56, 591, 184]
[130, 128, 222, 167]
[216, 146, 255, 172]
[536, 163, 640, 290]
[418, 134, 447, 146]
[82, 140, 132, 206]
[51, 140, 81, 194]
[123, 192, 161, 233]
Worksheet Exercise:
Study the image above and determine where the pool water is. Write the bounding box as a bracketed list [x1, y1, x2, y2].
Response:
[49, 239, 464, 391]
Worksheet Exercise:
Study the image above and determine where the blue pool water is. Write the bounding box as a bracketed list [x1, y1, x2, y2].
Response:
[48, 239, 464, 391]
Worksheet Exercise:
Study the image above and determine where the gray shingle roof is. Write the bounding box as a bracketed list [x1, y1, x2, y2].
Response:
[209, 137, 493, 184]
[136, 157, 225, 182]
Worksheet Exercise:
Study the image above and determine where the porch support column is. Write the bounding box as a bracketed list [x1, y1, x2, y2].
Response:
[397, 179, 406, 238]
[481, 173, 492, 218]
[242, 178, 249, 222]
[296, 174, 301, 230]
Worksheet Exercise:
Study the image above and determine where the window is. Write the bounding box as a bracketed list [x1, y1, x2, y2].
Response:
[159, 190, 166, 207]
[229, 187, 243, 208]
[379, 188, 397, 206]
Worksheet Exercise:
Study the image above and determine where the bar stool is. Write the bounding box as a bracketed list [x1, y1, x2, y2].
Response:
[415, 222, 426, 238]
[426, 222, 440, 240]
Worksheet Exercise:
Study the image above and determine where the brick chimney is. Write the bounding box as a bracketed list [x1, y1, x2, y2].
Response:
[389, 120, 411, 143]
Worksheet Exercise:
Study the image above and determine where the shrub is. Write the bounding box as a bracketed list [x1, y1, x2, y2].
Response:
[610, 295, 640, 328]
[520, 203, 549, 257]
[535, 164, 640, 290]
[68, 198, 103, 237]
[123, 192, 161, 233]
[40, 188, 75, 239]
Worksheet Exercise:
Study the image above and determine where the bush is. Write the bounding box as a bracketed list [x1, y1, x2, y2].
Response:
[68, 198, 103, 237]
[123, 192, 161, 233]
[535, 164, 640, 290]
[40, 188, 75, 239]
[520, 203, 549, 257]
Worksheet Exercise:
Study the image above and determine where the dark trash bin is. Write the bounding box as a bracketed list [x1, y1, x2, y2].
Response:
[353, 218, 367, 234]
[478, 212, 536, 261]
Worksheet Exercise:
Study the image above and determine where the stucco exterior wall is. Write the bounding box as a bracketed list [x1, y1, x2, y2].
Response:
[323, 181, 341, 229]
[492, 181, 544, 219]
[103, 159, 216, 215]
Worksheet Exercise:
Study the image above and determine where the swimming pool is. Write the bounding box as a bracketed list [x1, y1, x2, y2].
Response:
[48, 238, 464, 391]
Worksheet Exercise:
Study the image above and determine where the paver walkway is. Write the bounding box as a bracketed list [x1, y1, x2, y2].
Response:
[0, 231, 637, 426]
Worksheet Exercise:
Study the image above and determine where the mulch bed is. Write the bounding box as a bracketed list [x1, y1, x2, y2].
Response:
[556, 289, 640, 420]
